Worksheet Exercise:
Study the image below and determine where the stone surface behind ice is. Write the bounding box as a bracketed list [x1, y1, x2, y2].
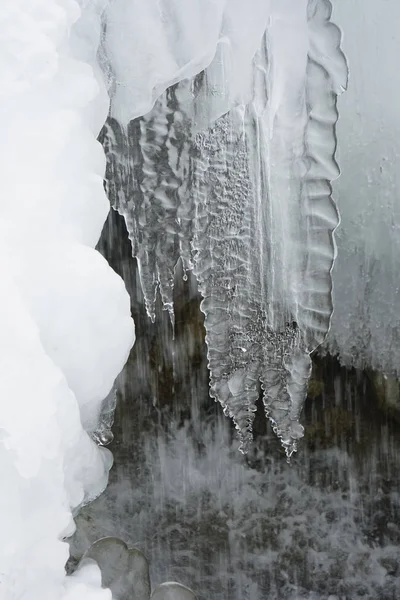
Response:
[81, 537, 151, 600]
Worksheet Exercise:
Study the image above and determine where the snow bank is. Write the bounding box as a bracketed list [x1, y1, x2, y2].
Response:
[0, 1, 134, 597]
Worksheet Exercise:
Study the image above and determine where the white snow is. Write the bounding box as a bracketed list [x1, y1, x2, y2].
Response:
[103, 0, 271, 126]
[0, 0, 361, 597]
[0, 1, 134, 597]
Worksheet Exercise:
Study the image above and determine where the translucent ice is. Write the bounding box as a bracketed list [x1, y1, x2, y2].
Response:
[151, 582, 198, 600]
[101, 0, 347, 455]
[1, 2, 351, 596]
[324, 0, 400, 376]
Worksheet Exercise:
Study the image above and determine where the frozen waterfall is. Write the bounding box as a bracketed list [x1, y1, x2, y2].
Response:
[5, 0, 400, 599]
[0, 1, 134, 598]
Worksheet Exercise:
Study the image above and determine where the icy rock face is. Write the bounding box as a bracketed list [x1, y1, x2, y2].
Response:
[80, 538, 151, 600]
[100, 0, 347, 456]
[0, 1, 134, 598]
[324, 0, 400, 376]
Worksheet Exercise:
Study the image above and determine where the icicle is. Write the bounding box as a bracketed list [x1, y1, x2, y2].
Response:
[99, 0, 347, 456]
[0, 0, 134, 597]
[251, 0, 347, 455]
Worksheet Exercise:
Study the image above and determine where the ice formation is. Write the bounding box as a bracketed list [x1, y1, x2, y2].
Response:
[324, 0, 400, 376]
[100, 0, 347, 455]
[80, 538, 151, 600]
[101, 0, 272, 125]
[1, 1, 349, 597]
[0, 1, 133, 598]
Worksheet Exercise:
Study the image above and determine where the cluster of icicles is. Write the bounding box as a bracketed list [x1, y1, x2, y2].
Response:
[100, 0, 348, 457]
[0, 1, 346, 599]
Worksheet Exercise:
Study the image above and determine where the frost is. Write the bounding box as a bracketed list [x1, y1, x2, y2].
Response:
[100, 0, 347, 456]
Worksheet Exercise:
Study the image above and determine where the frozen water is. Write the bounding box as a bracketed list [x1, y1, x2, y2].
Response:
[323, 0, 400, 376]
[0, 1, 133, 597]
[151, 583, 198, 600]
[102, 0, 271, 125]
[69, 277, 400, 600]
[5, 1, 400, 599]
[80, 538, 151, 600]
[100, 1, 347, 455]
[79, 537, 198, 600]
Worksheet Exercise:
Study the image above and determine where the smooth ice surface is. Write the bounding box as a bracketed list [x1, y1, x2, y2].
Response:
[100, 0, 347, 455]
[324, 0, 400, 376]
[102, 0, 271, 125]
[79, 538, 198, 600]
[0, 1, 134, 597]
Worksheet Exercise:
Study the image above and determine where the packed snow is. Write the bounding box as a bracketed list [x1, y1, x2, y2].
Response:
[0, 1, 133, 597]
